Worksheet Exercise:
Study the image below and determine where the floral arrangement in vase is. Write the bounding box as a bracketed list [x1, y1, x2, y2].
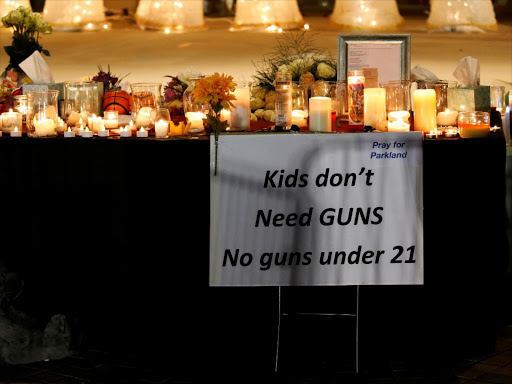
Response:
[2, 6, 52, 74]
[191, 72, 236, 174]
[93, 65, 131, 114]
[163, 69, 202, 117]
[251, 32, 337, 121]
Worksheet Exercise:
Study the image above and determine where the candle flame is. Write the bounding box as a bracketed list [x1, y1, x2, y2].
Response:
[14, 126, 18, 132]
[9, 108, 13, 113]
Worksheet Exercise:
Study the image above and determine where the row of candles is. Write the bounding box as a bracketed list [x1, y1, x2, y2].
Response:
[0, 107, 194, 138]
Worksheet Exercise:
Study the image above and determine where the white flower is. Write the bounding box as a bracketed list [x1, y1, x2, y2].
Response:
[316, 63, 336, 80]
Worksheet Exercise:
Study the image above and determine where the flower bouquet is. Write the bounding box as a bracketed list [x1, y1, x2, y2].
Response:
[163, 76, 188, 117]
[191, 73, 236, 174]
[2, 6, 52, 75]
[251, 32, 337, 121]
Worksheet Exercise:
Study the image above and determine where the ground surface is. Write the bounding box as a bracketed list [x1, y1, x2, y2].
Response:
[0, 15, 511, 86]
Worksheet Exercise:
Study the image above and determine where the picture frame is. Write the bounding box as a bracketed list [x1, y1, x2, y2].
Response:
[338, 34, 411, 85]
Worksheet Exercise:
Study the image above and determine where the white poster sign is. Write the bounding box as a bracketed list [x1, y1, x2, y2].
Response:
[210, 133, 423, 286]
[347, 42, 402, 84]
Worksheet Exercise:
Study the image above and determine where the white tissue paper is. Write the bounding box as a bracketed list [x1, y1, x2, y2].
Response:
[410, 65, 439, 82]
[19, 51, 54, 84]
[453, 56, 480, 88]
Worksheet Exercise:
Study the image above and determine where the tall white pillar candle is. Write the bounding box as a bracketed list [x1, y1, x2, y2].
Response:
[414, 89, 437, 132]
[309, 97, 331, 132]
[364, 88, 387, 130]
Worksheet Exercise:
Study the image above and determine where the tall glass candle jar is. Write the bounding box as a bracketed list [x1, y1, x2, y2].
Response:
[291, 83, 309, 128]
[27, 90, 59, 137]
[275, 71, 292, 129]
[423, 81, 456, 114]
[230, 81, 251, 131]
[312, 81, 341, 130]
[183, 77, 208, 134]
[458, 111, 490, 139]
[491, 86, 505, 114]
[347, 70, 365, 125]
[131, 83, 162, 128]
[13, 95, 28, 126]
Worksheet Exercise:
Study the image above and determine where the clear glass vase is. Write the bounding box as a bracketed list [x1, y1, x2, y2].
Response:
[183, 77, 208, 134]
[27, 90, 60, 138]
[130, 83, 162, 128]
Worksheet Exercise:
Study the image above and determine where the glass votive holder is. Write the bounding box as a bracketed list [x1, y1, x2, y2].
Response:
[13, 95, 28, 125]
[1, 109, 23, 133]
[458, 111, 490, 139]
[380, 80, 411, 114]
[103, 110, 119, 129]
[292, 83, 308, 128]
[152, 108, 171, 138]
[491, 86, 505, 114]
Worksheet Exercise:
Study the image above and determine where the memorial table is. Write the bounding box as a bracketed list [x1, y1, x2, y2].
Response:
[0, 132, 506, 373]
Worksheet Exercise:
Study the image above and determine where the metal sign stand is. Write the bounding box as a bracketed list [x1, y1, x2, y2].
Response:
[275, 285, 360, 373]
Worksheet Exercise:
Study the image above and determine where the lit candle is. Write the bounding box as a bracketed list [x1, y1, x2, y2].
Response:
[56, 118, 67, 132]
[490, 126, 501, 133]
[363, 88, 387, 130]
[67, 111, 82, 126]
[169, 121, 182, 136]
[291, 110, 308, 128]
[128, 120, 136, 131]
[92, 118, 105, 133]
[136, 127, 148, 138]
[10, 126, 22, 137]
[387, 111, 410, 132]
[81, 127, 93, 138]
[103, 111, 118, 129]
[135, 107, 153, 128]
[458, 112, 490, 139]
[231, 86, 251, 131]
[33, 117, 56, 137]
[87, 114, 97, 130]
[185, 112, 206, 131]
[64, 127, 75, 138]
[1, 109, 23, 133]
[220, 109, 231, 128]
[437, 109, 459, 126]
[309, 97, 331, 132]
[98, 125, 109, 137]
[120, 127, 132, 137]
[445, 129, 458, 138]
[414, 90, 437, 132]
[347, 70, 365, 125]
[425, 129, 438, 139]
[155, 120, 169, 138]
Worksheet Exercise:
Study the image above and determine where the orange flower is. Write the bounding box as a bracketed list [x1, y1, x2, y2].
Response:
[192, 72, 237, 111]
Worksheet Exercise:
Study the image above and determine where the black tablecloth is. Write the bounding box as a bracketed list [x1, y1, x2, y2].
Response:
[0, 133, 508, 374]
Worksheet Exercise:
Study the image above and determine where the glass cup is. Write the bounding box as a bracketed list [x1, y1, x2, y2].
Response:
[491, 86, 506, 114]
[131, 83, 162, 128]
[183, 77, 208, 134]
[13, 94, 28, 126]
[27, 90, 60, 137]
[458, 111, 490, 139]
[380, 80, 411, 114]
[103, 110, 119, 129]
[152, 108, 171, 138]
[1, 110, 23, 133]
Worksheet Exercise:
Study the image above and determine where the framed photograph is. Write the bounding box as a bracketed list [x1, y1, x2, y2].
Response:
[338, 34, 411, 86]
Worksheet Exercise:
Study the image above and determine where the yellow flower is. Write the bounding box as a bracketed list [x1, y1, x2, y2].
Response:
[192, 72, 237, 111]
[21, 77, 33, 84]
